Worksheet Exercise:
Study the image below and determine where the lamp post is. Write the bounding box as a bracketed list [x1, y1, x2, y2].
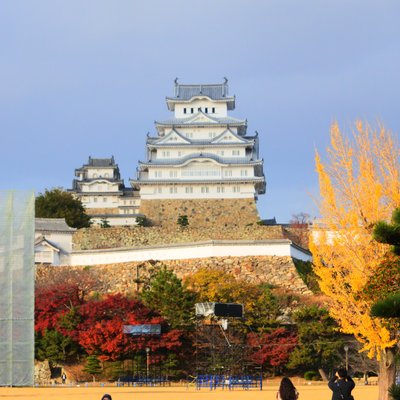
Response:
[145, 347, 150, 381]
[344, 345, 349, 371]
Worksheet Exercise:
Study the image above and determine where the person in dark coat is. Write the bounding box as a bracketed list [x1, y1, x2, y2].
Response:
[328, 368, 355, 400]
[101, 395, 112, 400]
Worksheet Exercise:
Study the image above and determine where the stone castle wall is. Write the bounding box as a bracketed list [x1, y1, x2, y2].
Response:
[139, 198, 260, 227]
[73, 225, 286, 250]
[36, 255, 311, 295]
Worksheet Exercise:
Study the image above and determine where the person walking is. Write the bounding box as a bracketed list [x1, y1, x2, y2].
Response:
[276, 377, 299, 400]
[101, 394, 112, 400]
[328, 368, 355, 400]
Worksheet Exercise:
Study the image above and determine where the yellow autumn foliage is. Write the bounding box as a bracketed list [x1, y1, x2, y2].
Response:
[311, 121, 400, 358]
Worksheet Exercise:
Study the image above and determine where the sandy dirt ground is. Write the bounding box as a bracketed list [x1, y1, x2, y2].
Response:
[0, 383, 378, 400]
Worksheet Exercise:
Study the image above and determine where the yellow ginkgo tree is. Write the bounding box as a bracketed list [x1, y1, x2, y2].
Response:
[310, 121, 400, 400]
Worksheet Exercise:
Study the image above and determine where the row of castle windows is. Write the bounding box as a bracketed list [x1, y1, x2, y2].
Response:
[82, 197, 137, 206]
[183, 107, 215, 114]
[167, 132, 219, 141]
[156, 186, 241, 194]
[153, 169, 249, 177]
[91, 173, 110, 178]
[160, 149, 241, 157]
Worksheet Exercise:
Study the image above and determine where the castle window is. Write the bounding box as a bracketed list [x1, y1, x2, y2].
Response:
[162, 151, 170, 157]
[169, 170, 177, 178]
[224, 170, 232, 177]
[241, 170, 248, 176]
[155, 171, 162, 178]
[185, 187, 193, 193]
[233, 186, 240, 193]
[103, 197, 107, 202]
[157, 187, 162, 193]
[198, 107, 201, 112]
[201, 186, 209, 193]
[205, 107, 208, 113]
[184, 108, 187, 114]
[212, 107, 215, 113]
[94, 197, 98, 203]
[178, 151, 182, 157]
[217, 186, 225, 193]
[169, 186, 177, 194]
[191, 108, 194, 114]
[219, 150, 225, 156]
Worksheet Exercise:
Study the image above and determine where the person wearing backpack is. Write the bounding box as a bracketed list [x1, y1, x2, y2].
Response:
[328, 368, 355, 400]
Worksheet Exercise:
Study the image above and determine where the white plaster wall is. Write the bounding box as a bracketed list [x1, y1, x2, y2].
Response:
[175, 99, 227, 118]
[139, 183, 256, 199]
[81, 194, 120, 209]
[147, 164, 255, 181]
[90, 215, 138, 227]
[86, 168, 115, 179]
[81, 181, 120, 193]
[35, 232, 74, 253]
[68, 240, 312, 266]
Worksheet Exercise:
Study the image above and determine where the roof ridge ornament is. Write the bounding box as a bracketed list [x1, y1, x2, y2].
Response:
[174, 77, 179, 97]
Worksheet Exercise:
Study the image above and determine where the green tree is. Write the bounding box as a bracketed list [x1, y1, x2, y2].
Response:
[140, 266, 196, 329]
[287, 305, 343, 380]
[83, 354, 102, 381]
[35, 188, 91, 228]
[374, 208, 400, 256]
[35, 329, 81, 364]
[370, 208, 400, 318]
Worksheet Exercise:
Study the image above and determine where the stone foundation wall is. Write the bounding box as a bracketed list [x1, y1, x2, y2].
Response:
[139, 198, 260, 227]
[36, 255, 311, 295]
[34, 361, 51, 385]
[73, 225, 286, 250]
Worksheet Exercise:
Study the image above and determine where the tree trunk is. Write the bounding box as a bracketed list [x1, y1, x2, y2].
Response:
[318, 368, 329, 382]
[378, 348, 396, 400]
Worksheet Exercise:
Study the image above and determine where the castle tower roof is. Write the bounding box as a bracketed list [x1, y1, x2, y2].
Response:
[166, 79, 235, 111]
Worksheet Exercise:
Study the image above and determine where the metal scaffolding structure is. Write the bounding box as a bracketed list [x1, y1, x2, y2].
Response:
[0, 191, 35, 386]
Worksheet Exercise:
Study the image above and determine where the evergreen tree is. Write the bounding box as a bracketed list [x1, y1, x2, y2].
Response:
[35, 329, 81, 364]
[287, 305, 343, 380]
[140, 266, 196, 329]
[371, 208, 400, 318]
[35, 188, 91, 228]
[83, 355, 102, 381]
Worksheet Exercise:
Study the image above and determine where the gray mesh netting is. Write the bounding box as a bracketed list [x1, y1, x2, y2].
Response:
[0, 191, 34, 386]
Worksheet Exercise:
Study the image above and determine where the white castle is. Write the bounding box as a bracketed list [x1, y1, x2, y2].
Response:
[130, 79, 265, 201]
[71, 80, 265, 226]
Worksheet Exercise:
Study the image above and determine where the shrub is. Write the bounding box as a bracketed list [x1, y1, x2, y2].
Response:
[177, 215, 189, 228]
[304, 371, 317, 381]
[136, 216, 150, 227]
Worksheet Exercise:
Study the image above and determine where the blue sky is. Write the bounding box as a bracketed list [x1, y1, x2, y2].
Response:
[2, 1, 400, 222]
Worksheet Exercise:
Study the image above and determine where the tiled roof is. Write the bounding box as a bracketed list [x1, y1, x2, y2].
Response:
[168, 83, 233, 101]
[139, 153, 263, 166]
[155, 115, 246, 126]
[87, 156, 116, 167]
[166, 81, 236, 110]
[35, 218, 76, 232]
